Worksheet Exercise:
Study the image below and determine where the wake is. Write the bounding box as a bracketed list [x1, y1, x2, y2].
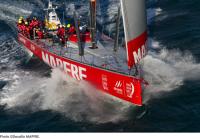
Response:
[0, 69, 132, 123]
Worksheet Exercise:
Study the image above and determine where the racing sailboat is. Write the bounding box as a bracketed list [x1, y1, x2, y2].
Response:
[17, 0, 148, 106]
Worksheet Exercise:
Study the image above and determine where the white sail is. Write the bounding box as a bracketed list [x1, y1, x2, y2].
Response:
[120, 0, 147, 69]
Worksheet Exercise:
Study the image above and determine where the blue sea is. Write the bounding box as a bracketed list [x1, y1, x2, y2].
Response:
[0, 0, 200, 132]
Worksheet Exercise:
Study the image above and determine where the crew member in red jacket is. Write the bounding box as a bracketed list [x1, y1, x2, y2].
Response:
[36, 28, 44, 39]
[24, 21, 31, 38]
[30, 17, 39, 30]
[17, 20, 23, 32]
[57, 25, 66, 45]
[67, 24, 75, 35]
[17, 16, 26, 33]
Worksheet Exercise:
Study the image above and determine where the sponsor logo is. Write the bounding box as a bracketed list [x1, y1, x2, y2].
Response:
[115, 81, 122, 88]
[126, 83, 135, 98]
[42, 51, 87, 80]
[133, 42, 147, 64]
[114, 81, 123, 94]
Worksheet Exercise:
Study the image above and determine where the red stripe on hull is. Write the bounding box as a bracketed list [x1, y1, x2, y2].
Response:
[18, 33, 143, 106]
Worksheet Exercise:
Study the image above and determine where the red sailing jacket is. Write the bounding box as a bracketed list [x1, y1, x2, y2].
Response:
[17, 24, 23, 32]
[30, 20, 39, 29]
[57, 27, 66, 44]
[36, 30, 44, 39]
[67, 26, 75, 34]
[57, 27, 65, 37]
[20, 25, 26, 33]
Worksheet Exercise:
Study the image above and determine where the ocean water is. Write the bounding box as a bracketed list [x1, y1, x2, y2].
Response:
[0, 0, 200, 132]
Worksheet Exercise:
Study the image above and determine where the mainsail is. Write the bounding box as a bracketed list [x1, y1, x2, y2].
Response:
[120, 0, 147, 69]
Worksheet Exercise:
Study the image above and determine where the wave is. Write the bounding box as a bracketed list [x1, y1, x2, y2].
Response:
[0, 69, 133, 124]
[0, 2, 32, 22]
[142, 40, 200, 102]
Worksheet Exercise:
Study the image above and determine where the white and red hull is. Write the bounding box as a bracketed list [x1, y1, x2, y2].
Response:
[18, 33, 143, 106]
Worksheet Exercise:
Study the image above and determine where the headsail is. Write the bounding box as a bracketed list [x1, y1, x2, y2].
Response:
[120, 0, 147, 69]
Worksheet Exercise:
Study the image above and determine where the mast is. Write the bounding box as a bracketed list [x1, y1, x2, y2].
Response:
[89, 0, 97, 49]
[120, 0, 147, 69]
[114, 6, 121, 52]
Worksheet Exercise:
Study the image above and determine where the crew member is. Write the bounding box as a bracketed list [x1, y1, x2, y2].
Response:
[17, 19, 23, 32]
[21, 22, 26, 35]
[36, 28, 44, 39]
[57, 25, 66, 45]
[17, 16, 25, 32]
[67, 24, 75, 35]
[25, 21, 31, 38]
[30, 17, 39, 29]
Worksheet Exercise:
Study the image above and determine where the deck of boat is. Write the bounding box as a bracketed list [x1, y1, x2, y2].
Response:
[31, 32, 138, 75]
